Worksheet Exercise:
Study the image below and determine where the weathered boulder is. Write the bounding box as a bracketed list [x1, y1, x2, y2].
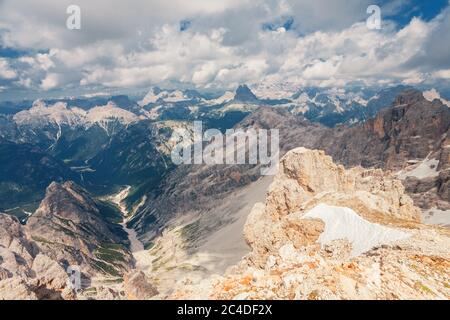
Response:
[123, 270, 158, 300]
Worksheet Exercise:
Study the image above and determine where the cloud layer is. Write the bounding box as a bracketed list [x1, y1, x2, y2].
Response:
[0, 0, 449, 97]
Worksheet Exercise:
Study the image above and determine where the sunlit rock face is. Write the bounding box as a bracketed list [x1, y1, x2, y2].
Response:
[170, 148, 450, 300]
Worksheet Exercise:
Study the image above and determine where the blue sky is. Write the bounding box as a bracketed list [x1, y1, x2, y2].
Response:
[383, 0, 448, 25]
[1, 0, 450, 101]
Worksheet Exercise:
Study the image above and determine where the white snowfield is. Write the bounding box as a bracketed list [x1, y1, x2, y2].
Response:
[303, 204, 410, 257]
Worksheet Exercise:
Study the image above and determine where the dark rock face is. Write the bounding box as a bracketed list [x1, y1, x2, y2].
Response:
[0, 139, 81, 211]
[323, 89, 450, 170]
[403, 176, 437, 194]
[438, 171, 450, 202]
[318, 90, 449, 210]
[437, 136, 450, 202]
[86, 120, 170, 190]
[234, 84, 259, 102]
[27, 181, 133, 277]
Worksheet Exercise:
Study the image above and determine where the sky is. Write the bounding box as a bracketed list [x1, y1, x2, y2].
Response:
[0, 0, 450, 100]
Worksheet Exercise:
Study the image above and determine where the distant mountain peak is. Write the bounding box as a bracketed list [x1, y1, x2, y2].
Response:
[138, 87, 195, 106]
[393, 89, 424, 106]
[234, 84, 258, 102]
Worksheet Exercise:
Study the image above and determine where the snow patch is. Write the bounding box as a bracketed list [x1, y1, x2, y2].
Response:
[303, 204, 410, 257]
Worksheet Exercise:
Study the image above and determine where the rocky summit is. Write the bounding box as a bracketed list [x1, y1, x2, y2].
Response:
[170, 148, 450, 300]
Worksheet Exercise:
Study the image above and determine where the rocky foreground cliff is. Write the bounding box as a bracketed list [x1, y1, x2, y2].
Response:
[0, 182, 157, 300]
[169, 148, 450, 300]
[1, 148, 449, 300]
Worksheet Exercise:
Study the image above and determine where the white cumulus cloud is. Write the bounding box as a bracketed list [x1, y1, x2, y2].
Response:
[0, 0, 449, 95]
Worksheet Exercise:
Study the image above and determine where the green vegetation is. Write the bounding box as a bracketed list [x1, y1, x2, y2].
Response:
[83, 287, 97, 295]
[91, 242, 131, 277]
[31, 235, 55, 245]
[414, 281, 434, 295]
[180, 220, 201, 243]
[144, 241, 154, 250]
[3, 201, 40, 222]
[101, 277, 123, 284]
[179, 263, 207, 272]
[95, 200, 129, 241]
[96, 200, 123, 224]
[0, 141, 81, 209]
[94, 243, 128, 264]
[91, 260, 121, 277]
[102, 243, 125, 250]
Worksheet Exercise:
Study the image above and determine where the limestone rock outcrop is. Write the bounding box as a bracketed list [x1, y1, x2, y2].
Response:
[170, 148, 450, 300]
[244, 147, 421, 267]
[0, 214, 75, 300]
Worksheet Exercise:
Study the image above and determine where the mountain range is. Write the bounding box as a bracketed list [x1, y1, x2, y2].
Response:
[0, 84, 449, 299]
